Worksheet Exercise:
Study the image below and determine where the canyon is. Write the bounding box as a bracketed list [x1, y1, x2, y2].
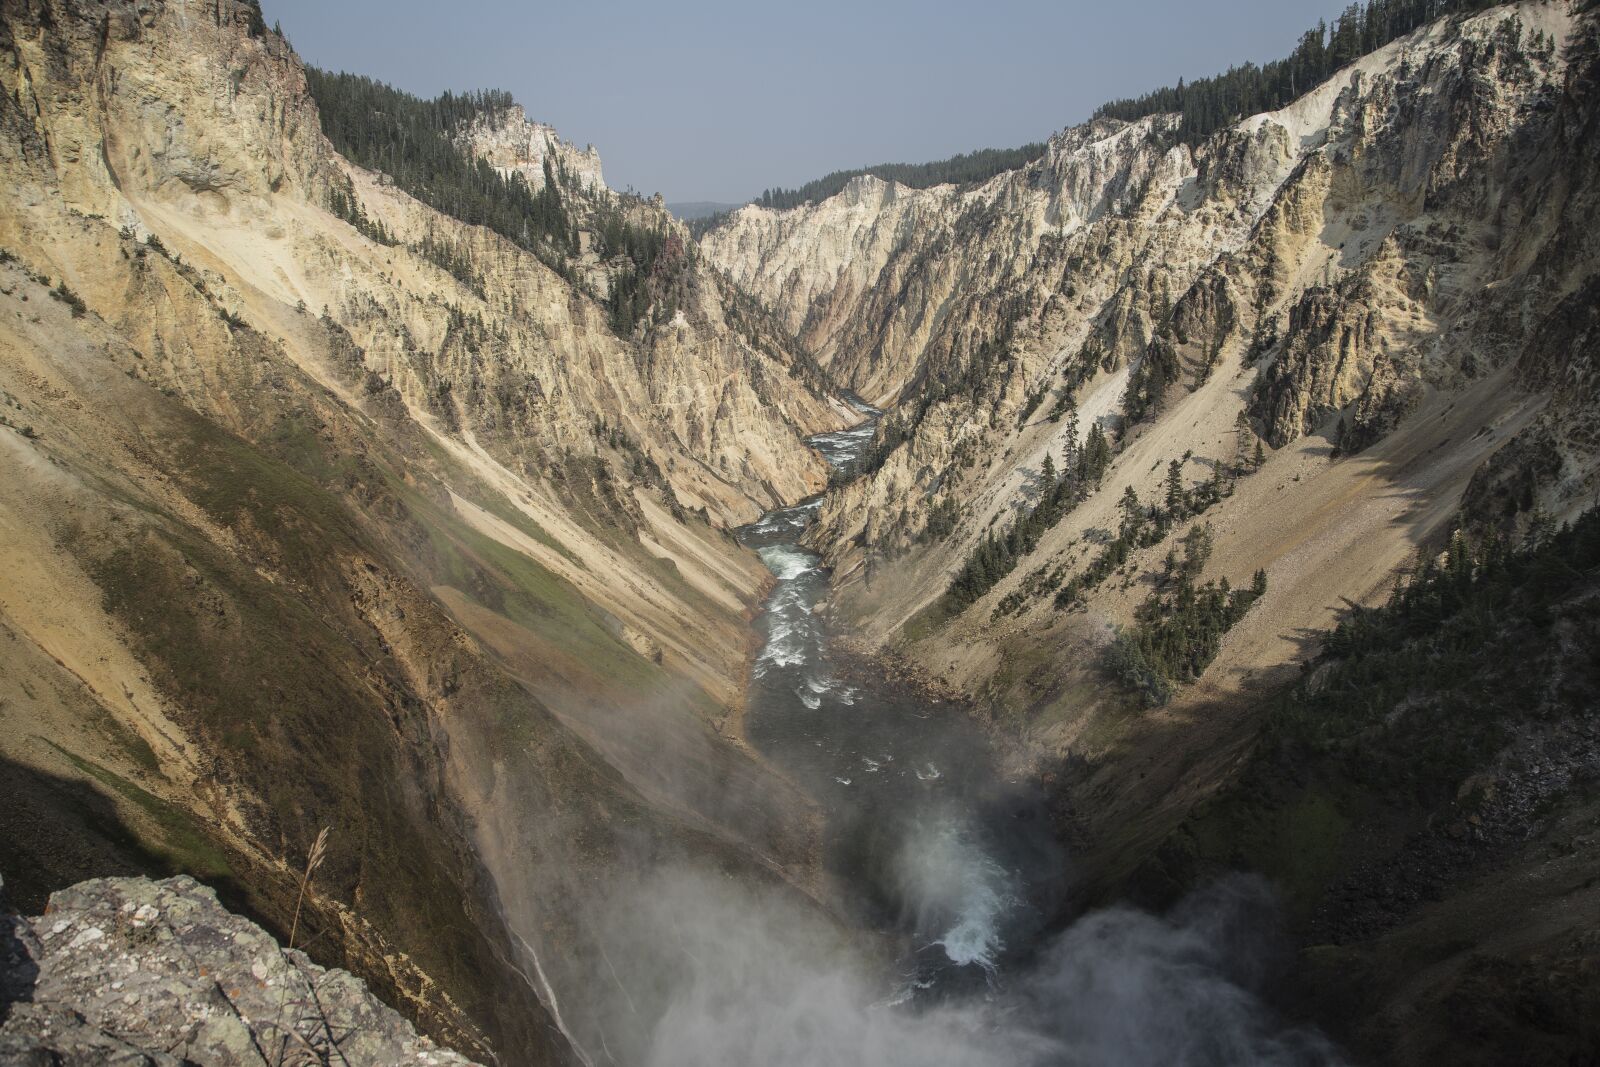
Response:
[1, 0, 1597, 1064]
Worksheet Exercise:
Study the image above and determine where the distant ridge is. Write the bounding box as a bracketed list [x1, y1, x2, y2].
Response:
[668, 200, 741, 220]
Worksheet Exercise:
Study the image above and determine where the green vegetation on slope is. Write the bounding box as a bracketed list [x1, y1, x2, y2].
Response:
[739, 0, 1518, 223]
[1142, 508, 1600, 1061]
[305, 76, 576, 254]
[752, 143, 1048, 211]
[69, 383, 564, 1060]
[905, 402, 1268, 649]
[1094, 0, 1511, 144]
[1161, 508, 1600, 915]
[945, 421, 1113, 609]
[303, 70, 676, 336]
[45, 744, 235, 884]
[1103, 523, 1267, 707]
[1274, 516, 1600, 784]
[86, 487, 493, 1030]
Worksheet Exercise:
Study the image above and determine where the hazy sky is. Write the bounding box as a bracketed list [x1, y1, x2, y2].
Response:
[265, 0, 1351, 204]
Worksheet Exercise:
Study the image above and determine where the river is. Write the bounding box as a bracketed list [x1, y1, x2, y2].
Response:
[589, 403, 1342, 1067]
[736, 400, 1063, 1001]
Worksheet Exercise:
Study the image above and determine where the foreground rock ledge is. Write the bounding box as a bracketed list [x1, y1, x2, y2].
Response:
[0, 874, 480, 1066]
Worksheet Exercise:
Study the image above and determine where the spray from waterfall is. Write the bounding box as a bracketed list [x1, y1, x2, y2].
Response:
[544, 399, 1344, 1066]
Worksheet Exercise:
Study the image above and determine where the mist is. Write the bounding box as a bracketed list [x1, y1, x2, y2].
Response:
[534, 407, 1346, 1067]
[486, 400, 1346, 1066]
[568, 862, 1342, 1067]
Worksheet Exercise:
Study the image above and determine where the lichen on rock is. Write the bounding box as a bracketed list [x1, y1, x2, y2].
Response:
[0, 872, 480, 1066]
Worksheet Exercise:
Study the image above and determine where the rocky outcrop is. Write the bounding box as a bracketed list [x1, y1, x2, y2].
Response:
[1254, 274, 1419, 451]
[0, 873, 479, 1066]
[457, 104, 606, 193]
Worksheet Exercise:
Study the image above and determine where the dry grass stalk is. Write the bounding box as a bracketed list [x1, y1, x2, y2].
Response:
[287, 826, 330, 952]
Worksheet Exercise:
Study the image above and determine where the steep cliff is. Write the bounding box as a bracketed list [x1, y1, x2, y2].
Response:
[705, 0, 1597, 743]
[0, 1, 845, 1063]
[702, 1, 1600, 1059]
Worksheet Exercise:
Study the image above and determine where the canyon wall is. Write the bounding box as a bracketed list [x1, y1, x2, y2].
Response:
[706, 0, 1597, 763]
[0, 1, 846, 1062]
[703, 2, 1600, 1058]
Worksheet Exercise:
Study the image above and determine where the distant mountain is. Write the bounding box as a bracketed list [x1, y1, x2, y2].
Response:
[668, 200, 740, 220]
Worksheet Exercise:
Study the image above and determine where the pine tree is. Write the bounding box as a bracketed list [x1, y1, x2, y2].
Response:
[1253, 440, 1266, 469]
[1234, 411, 1254, 471]
[1119, 485, 1142, 542]
[1165, 459, 1185, 516]
[1150, 287, 1172, 330]
[1181, 522, 1214, 577]
[1082, 422, 1112, 485]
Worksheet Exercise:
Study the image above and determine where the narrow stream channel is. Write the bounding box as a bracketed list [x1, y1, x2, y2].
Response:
[737, 400, 1063, 1001]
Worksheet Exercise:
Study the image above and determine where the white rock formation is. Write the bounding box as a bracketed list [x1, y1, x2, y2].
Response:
[455, 104, 607, 193]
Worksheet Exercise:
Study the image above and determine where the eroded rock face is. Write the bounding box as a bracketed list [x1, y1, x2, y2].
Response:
[0, 873, 479, 1066]
[708, 4, 1597, 578]
[0, 2, 838, 1063]
[703, 2, 1598, 596]
[1255, 276, 1405, 450]
[0, 0, 840, 532]
[457, 104, 607, 194]
[696, 21, 1600, 1027]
